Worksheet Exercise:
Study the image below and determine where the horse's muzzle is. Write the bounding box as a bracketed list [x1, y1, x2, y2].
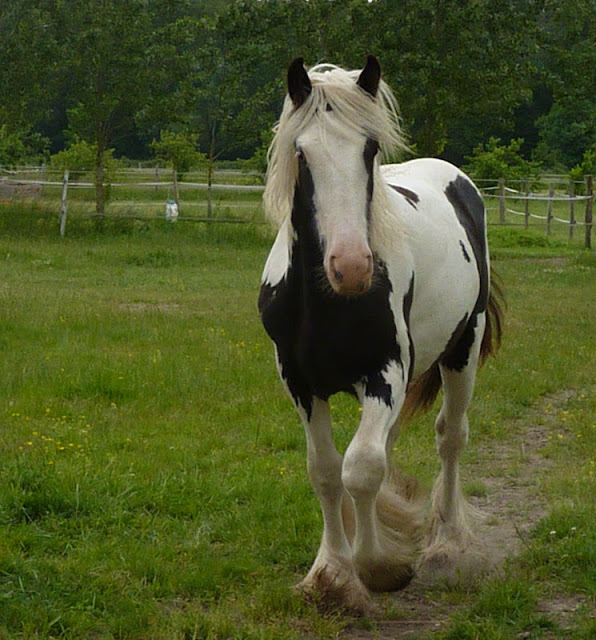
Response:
[328, 252, 373, 296]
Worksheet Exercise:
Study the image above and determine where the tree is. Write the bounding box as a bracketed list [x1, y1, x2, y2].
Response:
[534, 0, 596, 168]
[54, 0, 152, 215]
[347, 0, 538, 160]
[151, 130, 204, 180]
[0, 0, 58, 162]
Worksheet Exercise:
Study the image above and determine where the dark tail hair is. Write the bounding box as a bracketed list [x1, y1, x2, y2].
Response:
[399, 267, 505, 424]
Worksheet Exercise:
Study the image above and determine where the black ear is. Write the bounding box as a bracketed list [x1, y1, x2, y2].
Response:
[357, 55, 381, 98]
[287, 57, 312, 108]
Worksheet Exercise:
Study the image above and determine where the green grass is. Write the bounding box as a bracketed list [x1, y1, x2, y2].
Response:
[0, 207, 594, 639]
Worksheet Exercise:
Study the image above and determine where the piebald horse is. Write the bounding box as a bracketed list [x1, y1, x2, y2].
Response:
[258, 56, 504, 613]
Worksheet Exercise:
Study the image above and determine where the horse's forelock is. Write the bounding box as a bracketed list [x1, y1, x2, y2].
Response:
[264, 64, 407, 228]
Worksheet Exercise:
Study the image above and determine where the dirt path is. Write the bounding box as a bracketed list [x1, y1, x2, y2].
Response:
[342, 390, 585, 639]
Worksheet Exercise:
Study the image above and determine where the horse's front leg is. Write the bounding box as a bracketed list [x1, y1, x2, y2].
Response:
[342, 361, 423, 592]
[295, 397, 371, 614]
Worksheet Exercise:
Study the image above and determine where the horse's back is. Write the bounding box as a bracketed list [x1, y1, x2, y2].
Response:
[382, 158, 474, 192]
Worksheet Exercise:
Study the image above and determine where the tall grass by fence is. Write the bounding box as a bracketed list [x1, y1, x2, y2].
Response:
[0, 165, 265, 235]
[1, 166, 593, 248]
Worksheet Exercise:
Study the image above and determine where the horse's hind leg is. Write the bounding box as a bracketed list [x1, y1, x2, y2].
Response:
[420, 314, 486, 581]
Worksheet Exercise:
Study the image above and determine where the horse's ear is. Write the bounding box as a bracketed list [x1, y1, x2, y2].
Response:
[357, 55, 381, 98]
[288, 57, 312, 108]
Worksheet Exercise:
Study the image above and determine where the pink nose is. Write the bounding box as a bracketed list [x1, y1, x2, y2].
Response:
[328, 251, 373, 296]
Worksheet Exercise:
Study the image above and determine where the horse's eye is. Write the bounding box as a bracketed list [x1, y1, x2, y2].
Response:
[296, 148, 306, 163]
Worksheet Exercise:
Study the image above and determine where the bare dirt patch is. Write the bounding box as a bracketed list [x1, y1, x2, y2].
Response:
[119, 302, 181, 313]
[341, 390, 583, 639]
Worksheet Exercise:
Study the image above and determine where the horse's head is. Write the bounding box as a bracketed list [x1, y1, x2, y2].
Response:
[288, 56, 383, 297]
[263, 57, 405, 296]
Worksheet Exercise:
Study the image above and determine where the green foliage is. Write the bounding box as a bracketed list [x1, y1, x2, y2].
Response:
[569, 146, 596, 193]
[533, 100, 596, 170]
[0, 126, 48, 167]
[0, 127, 27, 167]
[535, 1, 596, 169]
[0, 0, 594, 176]
[50, 139, 115, 174]
[243, 129, 275, 178]
[50, 140, 118, 207]
[150, 130, 205, 179]
[462, 137, 542, 182]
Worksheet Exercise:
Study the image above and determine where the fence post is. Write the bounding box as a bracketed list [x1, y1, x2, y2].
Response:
[524, 180, 530, 228]
[154, 166, 159, 195]
[41, 163, 47, 197]
[59, 169, 69, 237]
[172, 169, 179, 209]
[569, 180, 575, 240]
[546, 182, 554, 236]
[585, 175, 593, 250]
[498, 177, 505, 224]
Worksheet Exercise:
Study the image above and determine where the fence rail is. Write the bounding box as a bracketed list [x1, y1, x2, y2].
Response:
[0, 165, 266, 235]
[0, 166, 593, 247]
[478, 176, 593, 248]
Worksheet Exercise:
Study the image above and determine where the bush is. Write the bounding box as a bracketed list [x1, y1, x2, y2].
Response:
[150, 130, 205, 180]
[462, 137, 542, 185]
[50, 139, 116, 174]
[569, 146, 596, 194]
[0, 126, 48, 167]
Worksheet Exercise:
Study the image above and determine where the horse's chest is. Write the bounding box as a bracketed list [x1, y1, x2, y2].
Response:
[259, 272, 400, 399]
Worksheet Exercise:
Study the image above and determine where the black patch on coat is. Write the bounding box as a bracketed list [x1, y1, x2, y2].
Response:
[259, 160, 401, 418]
[445, 176, 488, 314]
[402, 272, 416, 383]
[364, 367, 394, 407]
[363, 138, 379, 218]
[390, 184, 420, 209]
[440, 313, 479, 372]
[440, 176, 489, 372]
[459, 239, 471, 263]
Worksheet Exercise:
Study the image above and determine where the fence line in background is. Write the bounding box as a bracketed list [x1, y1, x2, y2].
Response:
[1, 166, 594, 247]
[480, 175, 593, 248]
[0, 165, 267, 235]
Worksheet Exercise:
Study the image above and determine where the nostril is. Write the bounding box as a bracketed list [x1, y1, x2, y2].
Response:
[329, 255, 343, 282]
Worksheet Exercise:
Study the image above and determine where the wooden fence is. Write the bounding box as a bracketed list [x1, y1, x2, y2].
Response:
[0, 165, 265, 236]
[1, 166, 594, 248]
[472, 176, 593, 249]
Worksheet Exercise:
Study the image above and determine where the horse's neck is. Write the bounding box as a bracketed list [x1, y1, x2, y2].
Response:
[290, 219, 322, 287]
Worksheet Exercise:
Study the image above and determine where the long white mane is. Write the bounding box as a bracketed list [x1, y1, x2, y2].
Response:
[263, 63, 408, 228]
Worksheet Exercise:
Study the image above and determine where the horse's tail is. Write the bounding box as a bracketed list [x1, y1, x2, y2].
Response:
[479, 267, 505, 365]
[399, 267, 505, 424]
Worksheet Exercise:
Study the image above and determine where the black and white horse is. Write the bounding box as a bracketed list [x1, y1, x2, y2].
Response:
[258, 56, 504, 613]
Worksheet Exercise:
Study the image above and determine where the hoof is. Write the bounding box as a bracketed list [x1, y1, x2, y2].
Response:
[296, 565, 371, 616]
[358, 561, 414, 593]
[417, 545, 487, 586]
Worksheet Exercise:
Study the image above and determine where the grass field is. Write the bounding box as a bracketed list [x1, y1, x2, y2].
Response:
[0, 206, 594, 639]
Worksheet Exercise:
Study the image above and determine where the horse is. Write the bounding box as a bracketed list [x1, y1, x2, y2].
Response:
[258, 56, 504, 614]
